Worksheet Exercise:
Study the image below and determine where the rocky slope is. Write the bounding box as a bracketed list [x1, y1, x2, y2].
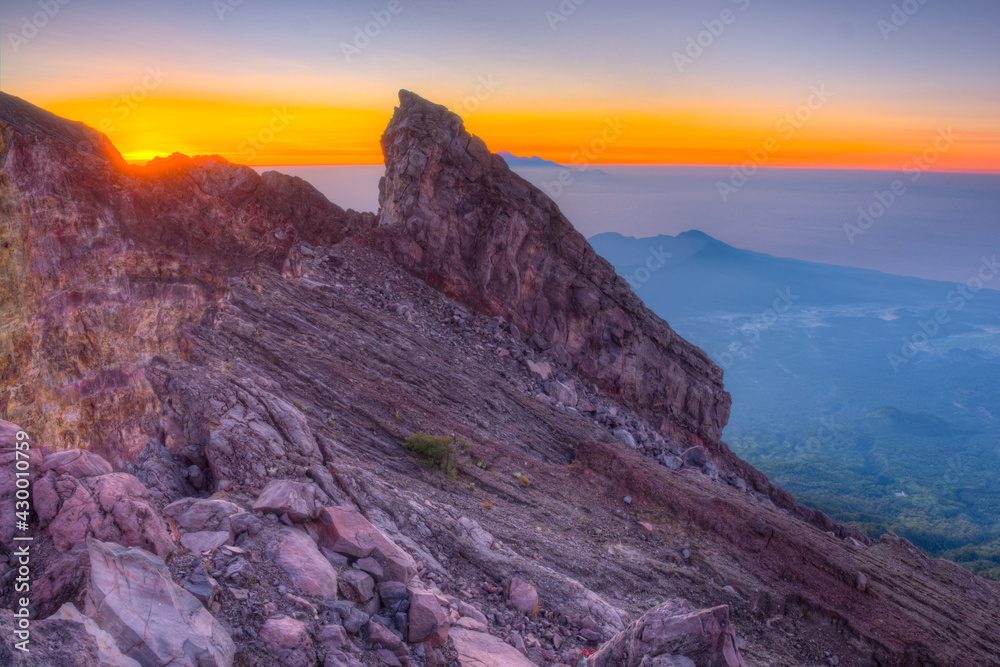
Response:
[1, 90, 999, 667]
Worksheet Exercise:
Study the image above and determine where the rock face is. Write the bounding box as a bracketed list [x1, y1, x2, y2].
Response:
[267, 526, 340, 599]
[259, 615, 316, 667]
[0, 91, 375, 465]
[84, 539, 235, 666]
[313, 506, 418, 584]
[4, 92, 1000, 667]
[374, 90, 730, 446]
[33, 468, 175, 556]
[450, 626, 536, 667]
[587, 599, 746, 667]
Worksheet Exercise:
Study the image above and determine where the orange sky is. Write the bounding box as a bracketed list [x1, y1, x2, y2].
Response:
[38, 95, 1000, 172]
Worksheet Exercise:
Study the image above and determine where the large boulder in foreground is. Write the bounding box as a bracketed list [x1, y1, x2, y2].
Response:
[450, 627, 536, 667]
[586, 599, 746, 667]
[312, 506, 417, 583]
[373, 90, 730, 446]
[33, 470, 175, 557]
[83, 539, 235, 667]
[266, 527, 339, 599]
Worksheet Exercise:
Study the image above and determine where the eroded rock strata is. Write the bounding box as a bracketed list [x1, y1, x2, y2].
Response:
[1, 90, 998, 666]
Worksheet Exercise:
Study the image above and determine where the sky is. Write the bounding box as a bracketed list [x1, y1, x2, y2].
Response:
[1, 0, 999, 170]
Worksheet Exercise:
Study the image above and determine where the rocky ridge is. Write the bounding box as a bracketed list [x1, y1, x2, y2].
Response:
[1, 90, 999, 666]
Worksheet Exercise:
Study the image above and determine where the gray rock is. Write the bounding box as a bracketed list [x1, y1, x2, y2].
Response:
[84, 539, 235, 666]
[254, 479, 321, 522]
[164, 497, 243, 533]
[267, 527, 339, 599]
[260, 615, 316, 667]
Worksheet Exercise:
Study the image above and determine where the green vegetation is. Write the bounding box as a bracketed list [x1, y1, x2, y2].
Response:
[403, 432, 459, 477]
[727, 412, 1000, 580]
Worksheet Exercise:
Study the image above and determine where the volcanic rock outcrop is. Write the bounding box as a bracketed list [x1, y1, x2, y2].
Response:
[2, 90, 1000, 667]
[0, 91, 374, 465]
[375, 92, 729, 445]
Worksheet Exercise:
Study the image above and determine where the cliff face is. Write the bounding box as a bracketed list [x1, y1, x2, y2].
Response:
[2, 91, 1000, 667]
[374, 91, 730, 446]
[0, 92, 374, 465]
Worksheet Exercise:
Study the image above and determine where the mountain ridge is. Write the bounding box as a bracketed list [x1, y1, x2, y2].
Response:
[1, 88, 999, 666]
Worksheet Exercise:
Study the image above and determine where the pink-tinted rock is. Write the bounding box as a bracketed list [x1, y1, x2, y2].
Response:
[253, 479, 320, 522]
[180, 530, 231, 554]
[260, 615, 316, 667]
[313, 506, 417, 583]
[586, 599, 746, 667]
[316, 623, 350, 652]
[509, 577, 539, 615]
[374, 90, 730, 449]
[450, 627, 536, 667]
[164, 497, 243, 533]
[42, 449, 114, 478]
[84, 539, 235, 666]
[338, 569, 376, 603]
[407, 590, 449, 645]
[0, 92, 376, 465]
[34, 471, 175, 556]
[368, 621, 407, 656]
[267, 526, 339, 599]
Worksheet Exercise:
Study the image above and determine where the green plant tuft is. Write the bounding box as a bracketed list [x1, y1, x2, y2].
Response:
[403, 432, 459, 477]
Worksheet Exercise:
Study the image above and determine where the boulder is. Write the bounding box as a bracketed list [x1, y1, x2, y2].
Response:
[42, 449, 114, 478]
[164, 497, 243, 533]
[339, 569, 376, 603]
[51, 603, 143, 666]
[509, 577, 539, 615]
[254, 479, 320, 522]
[368, 621, 406, 655]
[586, 599, 746, 667]
[552, 380, 578, 407]
[34, 471, 175, 557]
[83, 539, 235, 666]
[180, 530, 231, 554]
[407, 590, 449, 645]
[681, 446, 708, 468]
[526, 359, 554, 380]
[260, 615, 316, 667]
[450, 627, 536, 667]
[313, 506, 417, 583]
[0, 607, 140, 667]
[267, 526, 339, 598]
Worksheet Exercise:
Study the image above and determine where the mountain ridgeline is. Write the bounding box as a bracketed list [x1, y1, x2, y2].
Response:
[590, 230, 1000, 578]
[2, 89, 999, 666]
